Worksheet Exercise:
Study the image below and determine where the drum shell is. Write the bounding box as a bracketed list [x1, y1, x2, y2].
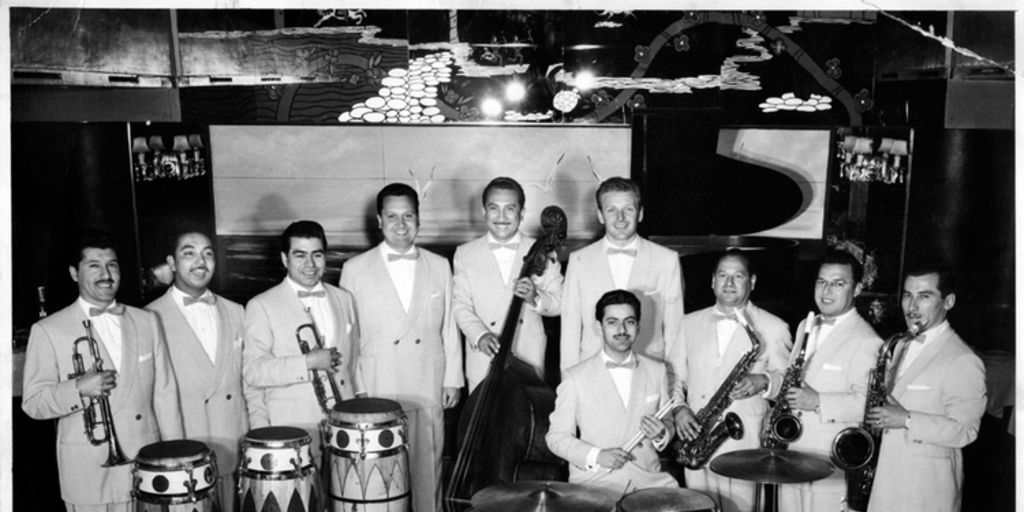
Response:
[238, 427, 321, 512]
[326, 398, 410, 512]
[132, 441, 219, 509]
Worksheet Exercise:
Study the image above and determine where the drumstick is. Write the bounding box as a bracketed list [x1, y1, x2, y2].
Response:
[603, 397, 680, 474]
[620, 396, 681, 453]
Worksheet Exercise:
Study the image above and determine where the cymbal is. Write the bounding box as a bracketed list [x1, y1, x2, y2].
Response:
[472, 481, 614, 512]
[710, 448, 834, 484]
[619, 488, 717, 512]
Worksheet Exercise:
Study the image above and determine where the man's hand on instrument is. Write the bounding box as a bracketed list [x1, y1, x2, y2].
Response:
[673, 406, 700, 441]
[640, 415, 668, 442]
[786, 384, 820, 411]
[306, 347, 340, 373]
[77, 369, 117, 397]
[730, 374, 769, 400]
[866, 397, 910, 430]
[442, 386, 461, 409]
[597, 448, 635, 470]
[512, 277, 538, 306]
[477, 333, 500, 357]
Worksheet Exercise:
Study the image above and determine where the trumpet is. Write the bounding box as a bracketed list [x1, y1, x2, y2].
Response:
[68, 320, 130, 467]
[296, 307, 344, 415]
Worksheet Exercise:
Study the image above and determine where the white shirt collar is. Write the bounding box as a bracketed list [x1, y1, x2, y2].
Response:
[919, 320, 950, 345]
[286, 277, 325, 294]
[486, 232, 522, 246]
[77, 296, 119, 315]
[380, 242, 418, 258]
[823, 307, 857, 326]
[170, 284, 213, 306]
[602, 235, 641, 251]
[601, 349, 636, 366]
[714, 302, 749, 318]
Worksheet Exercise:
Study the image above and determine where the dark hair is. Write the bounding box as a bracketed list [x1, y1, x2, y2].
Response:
[482, 177, 525, 209]
[167, 223, 212, 257]
[718, 249, 754, 276]
[820, 249, 863, 283]
[595, 177, 642, 210]
[69, 227, 118, 267]
[376, 183, 420, 216]
[595, 289, 642, 322]
[280, 220, 328, 255]
[905, 264, 956, 297]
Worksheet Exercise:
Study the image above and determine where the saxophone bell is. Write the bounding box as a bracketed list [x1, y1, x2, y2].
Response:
[768, 413, 803, 445]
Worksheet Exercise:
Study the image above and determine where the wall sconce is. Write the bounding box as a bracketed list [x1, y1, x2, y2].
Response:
[132, 134, 207, 182]
[837, 132, 910, 184]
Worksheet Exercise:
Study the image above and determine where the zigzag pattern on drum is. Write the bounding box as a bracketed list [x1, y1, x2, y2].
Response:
[240, 486, 318, 512]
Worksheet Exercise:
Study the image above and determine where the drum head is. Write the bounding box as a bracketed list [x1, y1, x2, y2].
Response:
[619, 488, 717, 512]
[330, 398, 403, 423]
[137, 440, 210, 465]
[246, 426, 311, 443]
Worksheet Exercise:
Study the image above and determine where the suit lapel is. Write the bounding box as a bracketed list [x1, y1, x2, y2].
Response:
[160, 292, 216, 381]
[395, 250, 430, 340]
[109, 309, 139, 413]
[621, 359, 648, 444]
[368, 247, 408, 325]
[206, 295, 233, 400]
[698, 312, 725, 397]
[892, 329, 953, 399]
[625, 238, 652, 291]
[804, 314, 858, 382]
[484, 238, 519, 322]
[587, 243, 616, 290]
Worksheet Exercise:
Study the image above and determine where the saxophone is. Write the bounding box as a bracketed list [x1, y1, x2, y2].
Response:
[831, 321, 924, 511]
[674, 307, 763, 470]
[761, 312, 815, 449]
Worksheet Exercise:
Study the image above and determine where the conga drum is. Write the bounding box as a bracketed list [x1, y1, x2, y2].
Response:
[617, 488, 719, 512]
[238, 426, 321, 512]
[325, 398, 410, 512]
[132, 439, 220, 512]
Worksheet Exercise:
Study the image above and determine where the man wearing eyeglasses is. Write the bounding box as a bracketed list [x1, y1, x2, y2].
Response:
[778, 250, 883, 512]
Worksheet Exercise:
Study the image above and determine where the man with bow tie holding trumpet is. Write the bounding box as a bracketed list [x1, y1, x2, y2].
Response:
[22, 227, 183, 512]
[778, 250, 883, 512]
[242, 220, 360, 460]
[547, 289, 679, 502]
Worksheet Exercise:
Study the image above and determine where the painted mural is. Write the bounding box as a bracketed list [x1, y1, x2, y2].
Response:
[166, 10, 887, 126]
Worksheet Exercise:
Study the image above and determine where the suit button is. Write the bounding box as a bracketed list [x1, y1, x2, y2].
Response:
[136, 414, 142, 420]
[226, 394, 232, 400]
[519, 319, 523, 325]
[205, 399, 209, 404]
[415, 339, 421, 344]
[340, 380, 345, 386]
[490, 321, 496, 327]
[394, 340, 400, 345]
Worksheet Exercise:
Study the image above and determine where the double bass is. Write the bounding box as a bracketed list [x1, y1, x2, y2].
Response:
[445, 206, 569, 510]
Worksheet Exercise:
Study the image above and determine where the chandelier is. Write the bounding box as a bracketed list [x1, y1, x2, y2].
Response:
[836, 131, 910, 184]
[132, 134, 207, 182]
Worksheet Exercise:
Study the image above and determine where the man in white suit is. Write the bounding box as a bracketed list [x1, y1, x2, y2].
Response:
[22, 228, 183, 512]
[340, 183, 463, 512]
[147, 228, 266, 512]
[560, 177, 684, 372]
[672, 250, 793, 512]
[547, 289, 678, 502]
[453, 177, 562, 392]
[243, 220, 359, 459]
[779, 250, 883, 512]
[865, 266, 985, 512]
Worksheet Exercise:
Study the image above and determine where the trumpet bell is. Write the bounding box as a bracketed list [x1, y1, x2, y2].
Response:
[831, 426, 875, 470]
[770, 413, 803, 444]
